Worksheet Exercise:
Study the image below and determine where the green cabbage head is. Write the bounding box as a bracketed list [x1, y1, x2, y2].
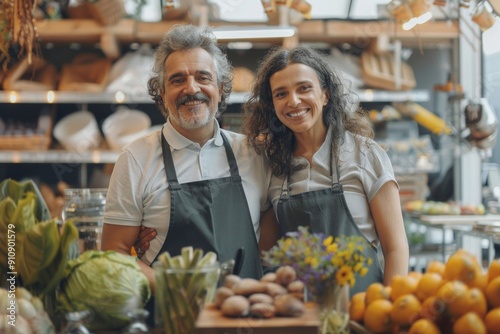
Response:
[57, 250, 151, 331]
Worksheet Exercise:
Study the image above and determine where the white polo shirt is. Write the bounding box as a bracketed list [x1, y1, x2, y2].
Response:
[104, 119, 271, 264]
[268, 128, 397, 244]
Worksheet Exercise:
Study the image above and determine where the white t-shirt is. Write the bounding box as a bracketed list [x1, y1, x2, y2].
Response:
[104, 119, 271, 264]
[268, 128, 397, 244]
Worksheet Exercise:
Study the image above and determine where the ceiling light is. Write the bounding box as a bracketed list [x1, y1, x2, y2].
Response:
[387, 0, 433, 30]
[212, 26, 296, 40]
[403, 17, 418, 29]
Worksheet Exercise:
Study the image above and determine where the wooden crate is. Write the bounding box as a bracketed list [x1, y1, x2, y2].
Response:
[360, 51, 416, 91]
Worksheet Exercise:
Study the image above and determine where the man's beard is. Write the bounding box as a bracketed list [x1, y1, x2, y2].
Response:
[169, 93, 216, 130]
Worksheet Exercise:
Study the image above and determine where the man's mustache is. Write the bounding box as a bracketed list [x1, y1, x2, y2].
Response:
[176, 93, 210, 109]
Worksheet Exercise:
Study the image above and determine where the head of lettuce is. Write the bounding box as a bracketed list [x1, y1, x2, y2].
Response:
[57, 250, 151, 331]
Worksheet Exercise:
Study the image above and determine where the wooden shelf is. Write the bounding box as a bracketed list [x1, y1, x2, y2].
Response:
[0, 150, 119, 164]
[35, 18, 460, 47]
[0, 90, 430, 104]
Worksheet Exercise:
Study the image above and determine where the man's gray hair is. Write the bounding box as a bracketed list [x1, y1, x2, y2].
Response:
[147, 24, 233, 117]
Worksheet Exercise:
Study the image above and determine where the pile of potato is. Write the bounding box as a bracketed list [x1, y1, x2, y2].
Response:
[215, 265, 306, 319]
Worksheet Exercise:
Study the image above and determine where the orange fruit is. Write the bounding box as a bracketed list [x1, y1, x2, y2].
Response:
[452, 312, 486, 334]
[390, 275, 418, 302]
[471, 271, 488, 292]
[489, 259, 500, 283]
[435, 280, 468, 313]
[390, 294, 422, 326]
[426, 261, 446, 277]
[415, 272, 444, 302]
[420, 296, 446, 322]
[408, 318, 441, 334]
[444, 250, 482, 287]
[485, 308, 500, 334]
[409, 271, 423, 283]
[485, 276, 500, 308]
[349, 292, 366, 322]
[363, 299, 393, 334]
[447, 287, 487, 320]
[365, 282, 391, 305]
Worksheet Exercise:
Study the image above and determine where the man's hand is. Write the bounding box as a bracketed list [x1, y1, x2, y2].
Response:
[134, 226, 157, 256]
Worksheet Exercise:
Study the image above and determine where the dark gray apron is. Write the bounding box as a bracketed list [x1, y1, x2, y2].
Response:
[153, 130, 262, 279]
[276, 151, 383, 296]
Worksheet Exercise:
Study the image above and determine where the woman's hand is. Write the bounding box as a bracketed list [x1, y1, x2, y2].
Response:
[134, 226, 157, 256]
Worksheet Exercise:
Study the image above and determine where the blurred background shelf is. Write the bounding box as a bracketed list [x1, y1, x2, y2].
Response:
[0, 89, 430, 104]
[0, 150, 119, 163]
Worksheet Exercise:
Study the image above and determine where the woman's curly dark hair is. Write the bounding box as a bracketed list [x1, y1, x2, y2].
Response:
[147, 24, 233, 118]
[242, 46, 373, 177]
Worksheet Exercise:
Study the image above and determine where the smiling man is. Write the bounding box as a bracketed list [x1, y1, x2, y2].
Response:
[101, 25, 271, 293]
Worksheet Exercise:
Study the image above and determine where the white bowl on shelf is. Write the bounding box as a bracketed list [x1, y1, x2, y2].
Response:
[53, 110, 103, 152]
[102, 108, 151, 151]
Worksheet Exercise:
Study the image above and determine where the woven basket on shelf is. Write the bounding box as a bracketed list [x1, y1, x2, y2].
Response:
[84, 0, 126, 26]
[0, 111, 53, 151]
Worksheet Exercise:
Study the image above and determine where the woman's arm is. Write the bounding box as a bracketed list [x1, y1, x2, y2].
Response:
[370, 181, 409, 285]
[259, 207, 280, 253]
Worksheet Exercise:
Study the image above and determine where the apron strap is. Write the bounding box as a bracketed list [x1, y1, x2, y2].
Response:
[330, 139, 342, 191]
[220, 132, 241, 182]
[161, 127, 182, 191]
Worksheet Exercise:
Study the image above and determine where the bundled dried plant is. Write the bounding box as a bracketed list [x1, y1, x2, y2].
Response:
[0, 0, 39, 70]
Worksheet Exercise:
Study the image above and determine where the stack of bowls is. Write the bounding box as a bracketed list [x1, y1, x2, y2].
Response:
[102, 107, 151, 151]
[53, 110, 103, 152]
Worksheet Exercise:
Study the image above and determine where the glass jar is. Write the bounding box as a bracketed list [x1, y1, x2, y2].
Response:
[62, 188, 107, 254]
[61, 311, 92, 334]
[121, 309, 151, 334]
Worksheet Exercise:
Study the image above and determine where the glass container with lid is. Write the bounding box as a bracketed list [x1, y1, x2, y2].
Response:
[62, 188, 107, 254]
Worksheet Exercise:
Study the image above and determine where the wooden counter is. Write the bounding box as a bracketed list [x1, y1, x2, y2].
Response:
[194, 303, 320, 334]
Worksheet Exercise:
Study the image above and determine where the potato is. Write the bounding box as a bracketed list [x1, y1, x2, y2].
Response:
[275, 266, 297, 286]
[274, 294, 304, 317]
[260, 272, 277, 283]
[249, 302, 276, 318]
[290, 292, 305, 301]
[266, 282, 287, 297]
[287, 280, 305, 293]
[220, 295, 250, 317]
[215, 286, 234, 308]
[223, 274, 241, 290]
[233, 278, 267, 296]
[248, 293, 274, 305]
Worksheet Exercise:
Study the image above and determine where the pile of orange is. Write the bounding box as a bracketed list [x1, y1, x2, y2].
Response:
[349, 249, 500, 334]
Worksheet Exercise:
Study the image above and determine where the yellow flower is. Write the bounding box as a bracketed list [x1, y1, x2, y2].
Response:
[359, 267, 368, 277]
[353, 262, 363, 273]
[331, 256, 344, 267]
[327, 243, 338, 253]
[323, 236, 333, 246]
[336, 265, 354, 286]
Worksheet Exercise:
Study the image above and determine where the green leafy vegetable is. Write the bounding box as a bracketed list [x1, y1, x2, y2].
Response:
[0, 179, 50, 222]
[57, 250, 151, 331]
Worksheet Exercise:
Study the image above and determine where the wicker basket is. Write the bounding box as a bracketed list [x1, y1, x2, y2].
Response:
[84, 0, 126, 26]
[0, 111, 53, 151]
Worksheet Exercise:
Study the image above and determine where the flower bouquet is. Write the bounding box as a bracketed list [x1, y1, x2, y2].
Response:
[262, 226, 372, 334]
